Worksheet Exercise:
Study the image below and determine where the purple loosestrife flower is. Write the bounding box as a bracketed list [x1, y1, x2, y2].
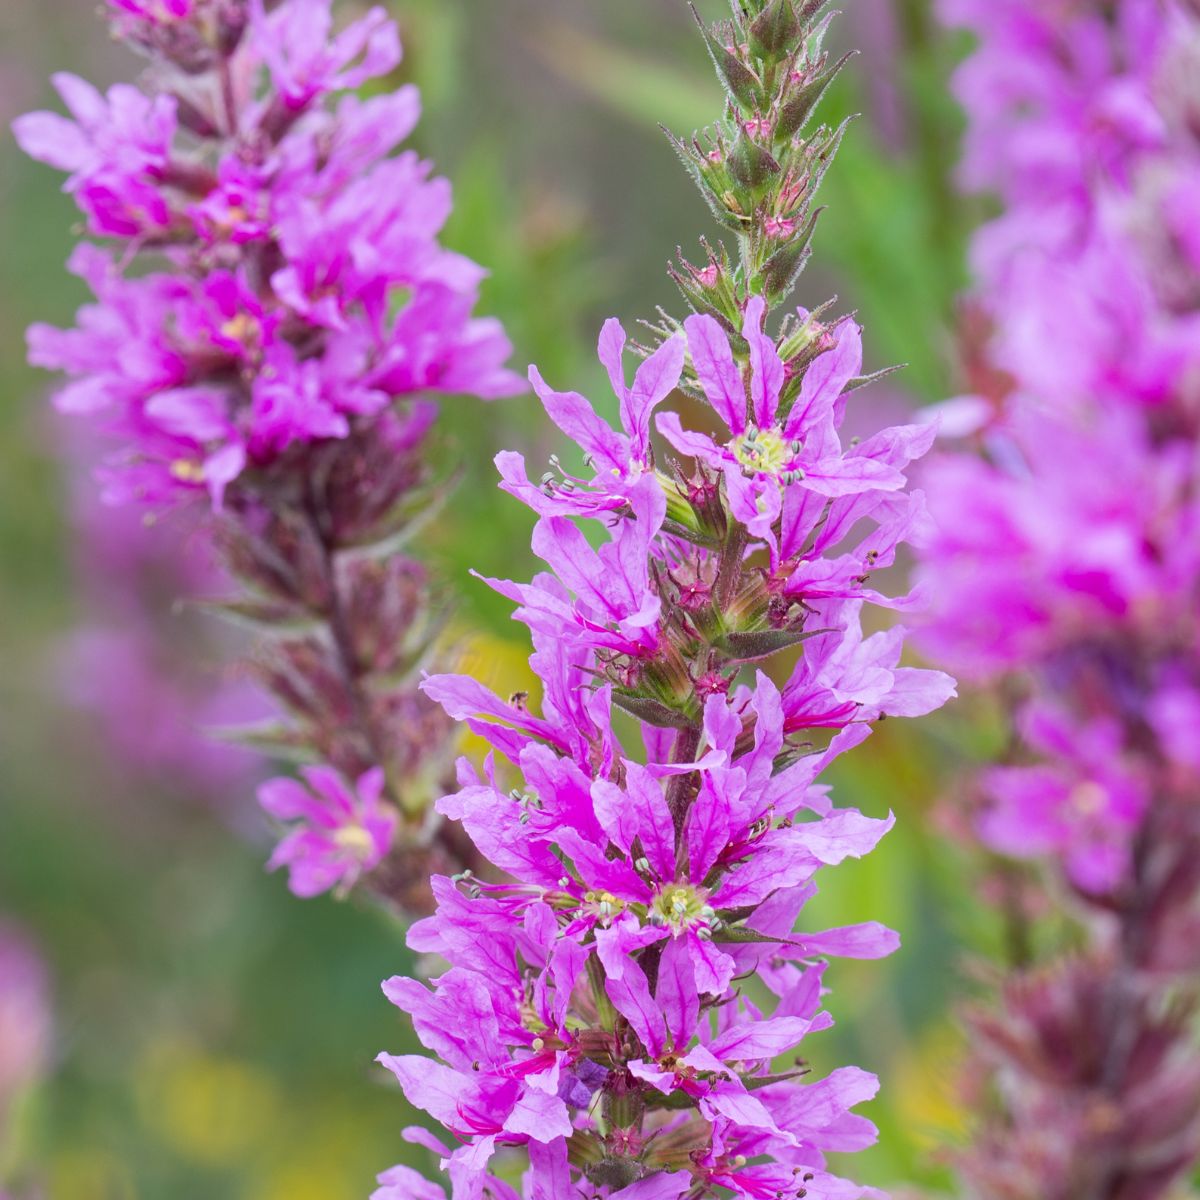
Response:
[18, 0, 520, 915]
[259, 765, 394, 898]
[917, 2, 1200, 1196]
[977, 704, 1149, 895]
[14, 74, 178, 238]
[657, 300, 904, 555]
[498, 326, 686, 519]
[379, 665, 899, 1197]
[373, 4, 952, 1194]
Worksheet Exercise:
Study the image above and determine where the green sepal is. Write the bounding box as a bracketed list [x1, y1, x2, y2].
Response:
[792, 114, 854, 210]
[750, 0, 802, 61]
[727, 131, 781, 196]
[191, 596, 319, 637]
[693, 6, 765, 110]
[711, 925, 797, 945]
[207, 719, 314, 759]
[744, 1069, 813, 1090]
[843, 363, 904, 394]
[715, 626, 826, 661]
[759, 207, 822, 305]
[566, 1132, 606, 1169]
[775, 49, 855, 141]
[612, 691, 696, 729]
[586, 954, 618, 1031]
[663, 127, 751, 233]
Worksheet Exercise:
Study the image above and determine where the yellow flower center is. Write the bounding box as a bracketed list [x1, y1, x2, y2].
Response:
[583, 890, 625, 923]
[332, 824, 374, 859]
[169, 459, 206, 484]
[730, 427, 790, 476]
[220, 313, 259, 345]
[1070, 781, 1107, 817]
[651, 883, 708, 931]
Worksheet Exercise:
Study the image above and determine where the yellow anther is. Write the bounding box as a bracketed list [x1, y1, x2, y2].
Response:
[169, 459, 206, 484]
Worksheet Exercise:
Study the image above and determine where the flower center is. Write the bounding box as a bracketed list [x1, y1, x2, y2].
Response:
[169, 458, 206, 484]
[220, 313, 259, 345]
[333, 824, 374, 859]
[583, 890, 625, 924]
[1070, 781, 1107, 817]
[730, 427, 790, 476]
[650, 883, 710, 931]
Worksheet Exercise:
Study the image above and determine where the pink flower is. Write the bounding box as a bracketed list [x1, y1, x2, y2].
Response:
[18, 0, 522, 514]
[657, 298, 902, 555]
[497, 322, 686, 519]
[978, 705, 1149, 894]
[259, 766, 396, 898]
[13, 74, 177, 237]
[250, 0, 401, 114]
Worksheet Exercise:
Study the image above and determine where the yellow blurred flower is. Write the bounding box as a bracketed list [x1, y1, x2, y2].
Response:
[891, 1021, 968, 1149]
[134, 1037, 282, 1167]
[248, 1161, 355, 1200]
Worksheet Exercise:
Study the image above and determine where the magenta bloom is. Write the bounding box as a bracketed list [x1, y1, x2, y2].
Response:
[379, 661, 896, 1196]
[914, 3, 1200, 912]
[259, 766, 395, 898]
[978, 704, 1149, 895]
[498, 324, 686, 520]
[917, 4, 1200, 1191]
[15, 0, 522, 512]
[480, 475, 667, 660]
[252, 0, 401, 113]
[362, 0, 957, 1189]
[13, 73, 177, 237]
[659, 298, 903, 553]
[374, 278, 947, 1192]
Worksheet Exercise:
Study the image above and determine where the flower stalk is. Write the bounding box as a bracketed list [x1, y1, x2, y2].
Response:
[373, 3, 953, 1196]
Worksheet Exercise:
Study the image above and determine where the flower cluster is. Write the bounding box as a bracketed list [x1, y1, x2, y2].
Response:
[917, 2, 1200, 1195]
[17, 1, 518, 510]
[374, 3, 953, 1195]
[920, 0, 1200, 896]
[17, 0, 520, 910]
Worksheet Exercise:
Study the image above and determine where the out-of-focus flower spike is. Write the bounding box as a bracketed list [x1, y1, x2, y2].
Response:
[917, 2, 1200, 1196]
[19, 0, 520, 913]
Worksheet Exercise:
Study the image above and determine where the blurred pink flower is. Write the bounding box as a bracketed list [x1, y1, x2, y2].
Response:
[259, 766, 395, 898]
